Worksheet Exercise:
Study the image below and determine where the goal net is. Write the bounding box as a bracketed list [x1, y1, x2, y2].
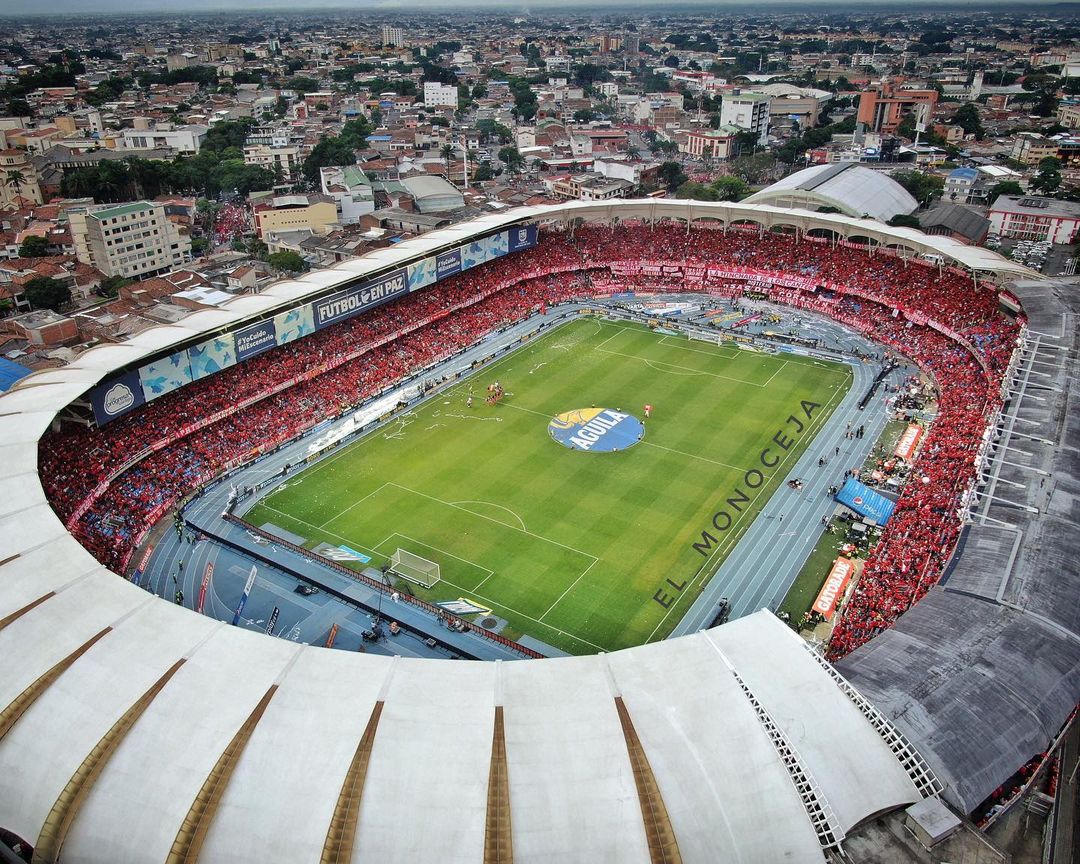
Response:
[689, 329, 724, 346]
[389, 548, 441, 588]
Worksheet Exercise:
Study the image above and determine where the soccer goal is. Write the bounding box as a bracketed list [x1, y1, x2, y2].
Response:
[689, 329, 725, 346]
[389, 548, 441, 588]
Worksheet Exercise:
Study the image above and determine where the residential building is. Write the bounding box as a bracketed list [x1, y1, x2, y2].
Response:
[0, 149, 42, 206]
[720, 92, 771, 145]
[856, 83, 937, 134]
[69, 201, 191, 280]
[1011, 133, 1062, 166]
[988, 195, 1080, 244]
[546, 172, 634, 201]
[1058, 101, 1080, 130]
[253, 194, 339, 239]
[381, 25, 405, 47]
[320, 165, 376, 223]
[681, 127, 738, 160]
[121, 124, 208, 155]
[243, 141, 303, 182]
[423, 82, 459, 109]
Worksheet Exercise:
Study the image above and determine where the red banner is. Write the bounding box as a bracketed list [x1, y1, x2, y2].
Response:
[325, 623, 339, 649]
[812, 557, 856, 619]
[196, 562, 213, 613]
[894, 424, 924, 461]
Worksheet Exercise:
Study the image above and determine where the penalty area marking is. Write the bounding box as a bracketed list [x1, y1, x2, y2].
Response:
[595, 346, 775, 387]
[450, 499, 528, 531]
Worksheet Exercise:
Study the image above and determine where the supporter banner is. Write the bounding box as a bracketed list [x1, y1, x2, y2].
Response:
[894, 424, 924, 461]
[312, 268, 408, 329]
[90, 368, 146, 426]
[235, 319, 278, 362]
[195, 562, 213, 613]
[811, 557, 856, 619]
[139, 352, 193, 402]
[130, 544, 154, 587]
[407, 256, 437, 291]
[187, 334, 236, 381]
[274, 304, 315, 346]
[507, 224, 537, 252]
[231, 565, 257, 625]
[435, 249, 462, 280]
[325, 622, 339, 648]
[265, 605, 280, 635]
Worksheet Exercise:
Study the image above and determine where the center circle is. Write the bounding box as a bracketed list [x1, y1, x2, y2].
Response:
[548, 407, 645, 453]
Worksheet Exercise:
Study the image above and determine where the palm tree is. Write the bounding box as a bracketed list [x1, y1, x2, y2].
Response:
[4, 169, 26, 208]
[440, 143, 454, 181]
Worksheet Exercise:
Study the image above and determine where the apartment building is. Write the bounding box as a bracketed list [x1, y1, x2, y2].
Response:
[988, 195, 1080, 244]
[121, 124, 208, 155]
[253, 194, 339, 239]
[856, 83, 937, 134]
[720, 92, 772, 145]
[423, 82, 459, 109]
[69, 201, 191, 279]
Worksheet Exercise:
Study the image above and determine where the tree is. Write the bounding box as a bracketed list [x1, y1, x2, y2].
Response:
[440, 143, 454, 178]
[268, 250, 307, 273]
[473, 162, 495, 182]
[711, 176, 749, 201]
[952, 102, 984, 140]
[498, 145, 524, 173]
[989, 180, 1024, 204]
[97, 275, 131, 298]
[1031, 163, 1062, 194]
[23, 276, 70, 311]
[573, 108, 595, 123]
[658, 161, 688, 192]
[891, 170, 944, 205]
[302, 135, 357, 186]
[887, 213, 923, 229]
[18, 235, 49, 258]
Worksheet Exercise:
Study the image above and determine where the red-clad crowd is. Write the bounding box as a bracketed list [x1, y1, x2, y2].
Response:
[40, 224, 1022, 651]
[212, 201, 250, 249]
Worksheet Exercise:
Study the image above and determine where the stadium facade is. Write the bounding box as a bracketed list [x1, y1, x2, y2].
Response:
[0, 200, 1076, 863]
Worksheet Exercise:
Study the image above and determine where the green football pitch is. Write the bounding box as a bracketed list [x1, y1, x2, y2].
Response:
[249, 317, 852, 654]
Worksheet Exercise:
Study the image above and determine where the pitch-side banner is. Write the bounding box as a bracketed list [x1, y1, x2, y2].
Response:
[894, 424, 924, 461]
[312, 268, 408, 329]
[195, 562, 213, 613]
[325, 623, 339, 648]
[811, 557, 855, 619]
[265, 605, 280, 635]
[231, 565, 257, 625]
[130, 544, 154, 587]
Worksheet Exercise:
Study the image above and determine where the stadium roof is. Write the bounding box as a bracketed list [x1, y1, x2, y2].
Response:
[743, 164, 919, 222]
[0, 202, 1059, 861]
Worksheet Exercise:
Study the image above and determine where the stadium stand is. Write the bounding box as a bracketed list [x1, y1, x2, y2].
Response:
[1, 201, 1077, 862]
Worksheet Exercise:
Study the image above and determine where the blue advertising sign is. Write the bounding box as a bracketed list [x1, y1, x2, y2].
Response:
[274, 304, 315, 346]
[312, 269, 408, 329]
[187, 334, 236, 381]
[407, 256, 437, 291]
[234, 319, 278, 362]
[232, 565, 258, 625]
[139, 352, 193, 401]
[435, 249, 462, 280]
[486, 231, 509, 259]
[89, 368, 147, 425]
[835, 477, 896, 526]
[507, 224, 538, 252]
[461, 240, 486, 270]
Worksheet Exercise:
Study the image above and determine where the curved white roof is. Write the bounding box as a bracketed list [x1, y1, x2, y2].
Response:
[0, 201, 1029, 862]
[744, 164, 919, 222]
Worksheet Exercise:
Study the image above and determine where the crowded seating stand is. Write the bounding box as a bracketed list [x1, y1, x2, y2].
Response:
[39, 222, 1023, 660]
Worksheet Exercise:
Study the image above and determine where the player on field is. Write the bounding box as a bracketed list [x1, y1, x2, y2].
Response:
[644, 403, 652, 419]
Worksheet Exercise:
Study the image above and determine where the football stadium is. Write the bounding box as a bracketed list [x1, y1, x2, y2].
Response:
[1, 199, 1078, 863]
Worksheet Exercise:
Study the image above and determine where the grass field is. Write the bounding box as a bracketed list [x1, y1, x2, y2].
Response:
[249, 317, 852, 653]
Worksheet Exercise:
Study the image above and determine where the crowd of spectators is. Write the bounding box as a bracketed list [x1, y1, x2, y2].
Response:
[41, 222, 1022, 651]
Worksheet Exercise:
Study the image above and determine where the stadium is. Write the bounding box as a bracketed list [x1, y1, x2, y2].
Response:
[0, 199, 1077, 863]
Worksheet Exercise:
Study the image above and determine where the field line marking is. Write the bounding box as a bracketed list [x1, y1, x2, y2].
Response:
[596, 347, 768, 387]
[386, 482, 598, 563]
[762, 360, 789, 388]
[451, 500, 527, 531]
[381, 531, 495, 578]
[257, 505, 383, 558]
[642, 375, 848, 643]
[319, 481, 389, 529]
[659, 335, 741, 359]
[640, 440, 762, 473]
[539, 558, 598, 621]
[645, 358, 702, 376]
